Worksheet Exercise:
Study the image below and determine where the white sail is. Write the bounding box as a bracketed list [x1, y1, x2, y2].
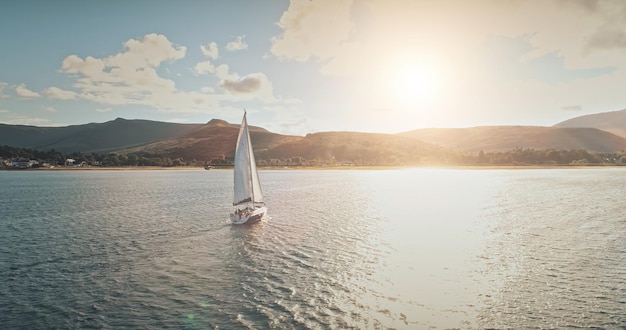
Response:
[233, 112, 264, 206]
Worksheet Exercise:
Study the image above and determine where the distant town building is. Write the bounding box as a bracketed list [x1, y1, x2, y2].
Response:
[11, 160, 39, 168]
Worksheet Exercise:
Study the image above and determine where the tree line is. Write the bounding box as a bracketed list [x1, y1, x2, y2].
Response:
[2, 145, 626, 168]
[0, 146, 200, 167]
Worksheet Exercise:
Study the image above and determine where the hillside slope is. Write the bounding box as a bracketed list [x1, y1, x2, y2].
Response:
[553, 108, 626, 138]
[256, 131, 450, 165]
[118, 118, 301, 162]
[400, 126, 626, 153]
[0, 118, 202, 153]
[4, 114, 626, 161]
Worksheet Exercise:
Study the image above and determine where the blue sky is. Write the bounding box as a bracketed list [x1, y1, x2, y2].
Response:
[2, 0, 626, 135]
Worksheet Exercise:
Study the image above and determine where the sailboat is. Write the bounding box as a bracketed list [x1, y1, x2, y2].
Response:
[230, 111, 267, 224]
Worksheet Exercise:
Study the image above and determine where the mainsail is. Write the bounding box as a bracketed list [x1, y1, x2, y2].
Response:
[233, 112, 264, 206]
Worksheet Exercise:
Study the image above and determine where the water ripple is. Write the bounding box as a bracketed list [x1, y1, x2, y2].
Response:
[1, 169, 625, 328]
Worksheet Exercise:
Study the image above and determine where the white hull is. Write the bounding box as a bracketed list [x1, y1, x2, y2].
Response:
[230, 206, 267, 225]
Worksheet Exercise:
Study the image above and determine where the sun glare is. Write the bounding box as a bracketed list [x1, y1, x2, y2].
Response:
[390, 60, 441, 106]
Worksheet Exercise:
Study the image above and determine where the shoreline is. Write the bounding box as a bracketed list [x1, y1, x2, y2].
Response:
[2, 164, 625, 171]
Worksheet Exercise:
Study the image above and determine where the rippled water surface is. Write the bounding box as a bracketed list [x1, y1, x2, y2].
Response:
[1, 168, 625, 329]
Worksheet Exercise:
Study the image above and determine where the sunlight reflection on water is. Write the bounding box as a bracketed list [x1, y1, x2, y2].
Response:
[1, 168, 624, 328]
[351, 169, 501, 328]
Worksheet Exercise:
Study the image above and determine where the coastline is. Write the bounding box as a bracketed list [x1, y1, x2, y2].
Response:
[2, 164, 624, 171]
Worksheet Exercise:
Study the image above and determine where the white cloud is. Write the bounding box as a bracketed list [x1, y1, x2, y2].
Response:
[59, 33, 199, 110]
[0, 109, 9, 113]
[15, 84, 41, 98]
[201, 42, 219, 59]
[44, 106, 56, 112]
[44, 87, 77, 100]
[213, 64, 236, 81]
[60, 34, 185, 102]
[194, 59, 238, 82]
[272, 0, 626, 75]
[109, 33, 186, 67]
[269, 0, 626, 128]
[54, 33, 279, 113]
[226, 36, 248, 52]
[0, 82, 8, 98]
[271, 0, 353, 62]
[2, 115, 50, 126]
[194, 60, 216, 75]
[96, 107, 112, 112]
[562, 105, 582, 112]
[282, 97, 302, 105]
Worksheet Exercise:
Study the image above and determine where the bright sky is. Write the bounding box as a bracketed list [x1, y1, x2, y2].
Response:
[1, 0, 626, 135]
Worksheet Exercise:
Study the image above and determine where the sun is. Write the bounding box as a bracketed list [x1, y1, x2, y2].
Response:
[390, 60, 441, 106]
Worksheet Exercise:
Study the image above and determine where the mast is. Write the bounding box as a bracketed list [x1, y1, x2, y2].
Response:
[245, 110, 256, 206]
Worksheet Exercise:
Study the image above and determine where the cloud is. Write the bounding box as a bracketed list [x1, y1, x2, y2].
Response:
[587, 28, 626, 51]
[0, 109, 8, 113]
[194, 58, 239, 83]
[557, 0, 626, 55]
[201, 42, 219, 59]
[219, 73, 275, 102]
[283, 97, 303, 105]
[109, 33, 186, 67]
[96, 107, 112, 112]
[15, 84, 41, 98]
[194, 60, 216, 75]
[44, 106, 56, 112]
[2, 115, 50, 126]
[212, 64, 235, 81]
[44, 87, 77, 100]
[53, 33, 280, 112]
[226, 36, 248, 51]
[60, 34, 186, 101]
[220, 76, 261, 93]
[266, 0, 626, 129]
[271, 0, 626, 74]
[59, 34, 206, 110]
[0, 82, 8, 99]
[271, 0, 354, 62]
[562, 105, 582, 112]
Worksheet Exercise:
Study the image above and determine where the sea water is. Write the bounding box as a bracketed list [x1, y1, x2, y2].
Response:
[1, 168, 624, 329]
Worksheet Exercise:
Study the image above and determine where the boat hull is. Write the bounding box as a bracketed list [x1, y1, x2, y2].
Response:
[230, 206, 267, 225]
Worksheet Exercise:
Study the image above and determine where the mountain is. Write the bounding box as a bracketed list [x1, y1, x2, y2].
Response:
[3, 111, 626, 164]
[0, 118, 202, 153]
[399, 126, 626, 153]
[553, 108, 626, 138]
[255, 131, 449, 165]
[120, 128, 452, 165]
[119, 118, 301, 162]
